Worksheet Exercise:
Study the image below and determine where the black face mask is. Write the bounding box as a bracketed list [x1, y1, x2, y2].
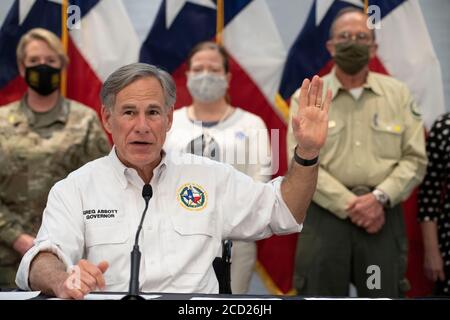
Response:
[25, 64, 61, 96]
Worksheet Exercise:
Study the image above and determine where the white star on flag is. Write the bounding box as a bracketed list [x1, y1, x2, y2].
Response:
[315, 0, 363, 26]
[165, 0, 216, 29]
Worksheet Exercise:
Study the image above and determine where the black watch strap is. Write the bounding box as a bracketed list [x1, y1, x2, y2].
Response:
[293, 146, 319, 166]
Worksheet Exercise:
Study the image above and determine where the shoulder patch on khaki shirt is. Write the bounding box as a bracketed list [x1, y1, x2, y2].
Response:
[409, 101, 422, 119]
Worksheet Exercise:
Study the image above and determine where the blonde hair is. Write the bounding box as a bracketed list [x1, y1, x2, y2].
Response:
[16, 28, 69, 68]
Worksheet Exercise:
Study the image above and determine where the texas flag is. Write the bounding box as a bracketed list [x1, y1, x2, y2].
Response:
[0, 0, 445, 296]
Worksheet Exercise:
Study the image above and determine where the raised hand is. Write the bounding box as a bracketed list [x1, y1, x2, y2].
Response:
[292, 75, 332, 159]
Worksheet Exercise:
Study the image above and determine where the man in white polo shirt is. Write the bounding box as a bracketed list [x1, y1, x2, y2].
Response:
[16, 63, 331, 299]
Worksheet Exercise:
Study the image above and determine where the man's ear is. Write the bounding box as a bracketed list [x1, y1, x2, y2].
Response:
[166, 107, 174, 132]
[101, 105, 112, 134]
[326, 40, 335, 57]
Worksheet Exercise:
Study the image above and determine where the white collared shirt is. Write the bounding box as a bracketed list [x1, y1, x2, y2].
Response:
[16, 148, 301, 293]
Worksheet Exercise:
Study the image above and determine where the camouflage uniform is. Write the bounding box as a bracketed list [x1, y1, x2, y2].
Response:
[0, 96, 110, 288]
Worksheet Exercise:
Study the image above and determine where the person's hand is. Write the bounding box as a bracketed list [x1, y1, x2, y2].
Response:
[292, 75, 332, 159]
[12, 233, 35, 256]
[364, 211, 385, 234]
[347, 194, 384, 233]
[423, 246, 445, 282]
[54, 260, 109, 300]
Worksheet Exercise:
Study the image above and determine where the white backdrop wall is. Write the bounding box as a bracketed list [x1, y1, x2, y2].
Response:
[419, 0, 450, 113]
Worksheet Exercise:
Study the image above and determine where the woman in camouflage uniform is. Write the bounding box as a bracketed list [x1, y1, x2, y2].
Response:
[0, 28, 110, 288]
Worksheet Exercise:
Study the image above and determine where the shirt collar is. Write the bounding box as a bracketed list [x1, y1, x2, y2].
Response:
[363, 71, 383, 96]
[108, 146, 168, 190]
[328, 68, 383, 99]
[19, 94, 69, 127]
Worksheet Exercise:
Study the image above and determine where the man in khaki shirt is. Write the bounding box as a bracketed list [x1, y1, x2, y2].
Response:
[287, 8, 427, 297]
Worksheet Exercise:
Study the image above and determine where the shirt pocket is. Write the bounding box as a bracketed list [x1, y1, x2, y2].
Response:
[321, 120, 345, 162]
[163, 213, 215, 288]
[85, 224, 130, 285]
[370, 122, 404, 159]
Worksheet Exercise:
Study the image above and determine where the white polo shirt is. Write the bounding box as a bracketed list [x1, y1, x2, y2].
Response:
[16, 148, 301, 294]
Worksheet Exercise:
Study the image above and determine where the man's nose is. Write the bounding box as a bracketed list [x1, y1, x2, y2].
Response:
[135, 113, 150, 133]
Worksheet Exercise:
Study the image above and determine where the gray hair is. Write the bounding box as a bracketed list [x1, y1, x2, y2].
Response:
[100, 62, 176, 111]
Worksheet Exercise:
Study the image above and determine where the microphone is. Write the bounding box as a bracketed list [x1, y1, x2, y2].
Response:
[121, 184, 153, 300]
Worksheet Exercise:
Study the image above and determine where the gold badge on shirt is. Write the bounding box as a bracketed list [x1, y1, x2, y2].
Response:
[177, 183, 208, 211]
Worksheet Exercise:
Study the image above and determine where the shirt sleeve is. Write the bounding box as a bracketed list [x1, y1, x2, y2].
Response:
[217, 164, 302, 241]
[312, 167, 356, 219]
[15, 179, 85, 290]
[418, 115, 448, 221]
[82, 110, 111, 161]
[376, 86, 428, 206]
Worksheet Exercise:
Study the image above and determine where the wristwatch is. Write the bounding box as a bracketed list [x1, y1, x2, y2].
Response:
[372, 189, 390, 207]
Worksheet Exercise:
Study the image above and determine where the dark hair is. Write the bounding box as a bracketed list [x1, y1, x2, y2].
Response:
[187, 41, 230, 73]
[329, 7, 376, 41]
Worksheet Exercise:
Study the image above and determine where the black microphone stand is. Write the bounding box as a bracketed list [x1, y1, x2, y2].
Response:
[122, 184, 153, 300]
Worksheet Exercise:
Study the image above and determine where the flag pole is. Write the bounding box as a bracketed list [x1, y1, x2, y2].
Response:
[216, 0, 224, 44]
[61, 0, 68, 97]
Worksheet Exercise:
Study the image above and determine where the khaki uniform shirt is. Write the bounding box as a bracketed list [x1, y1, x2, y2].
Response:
[0, 96, 110, 266]
[287, 70, 427, 218]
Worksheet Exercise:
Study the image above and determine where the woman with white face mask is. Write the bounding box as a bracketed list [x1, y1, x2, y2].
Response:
[164, 41, 272, 294]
